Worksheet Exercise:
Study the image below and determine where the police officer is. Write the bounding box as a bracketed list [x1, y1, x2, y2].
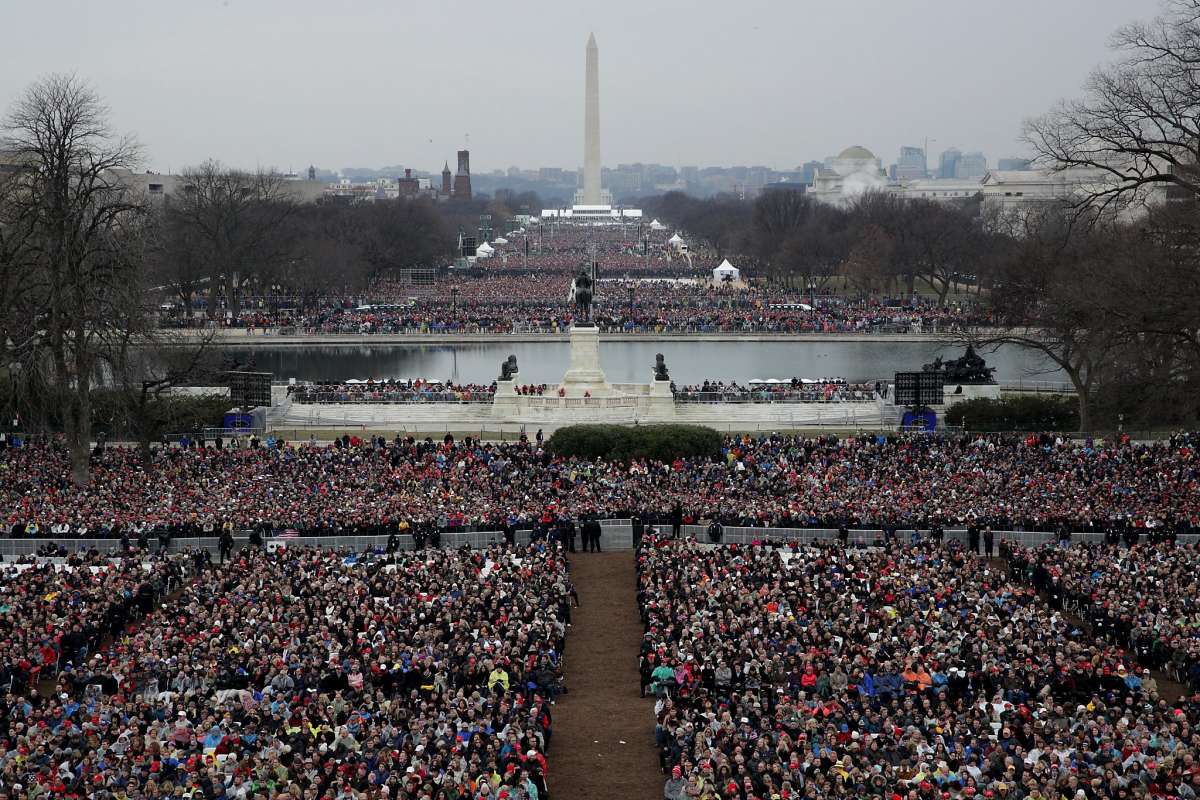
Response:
[218, 528, 235, 564]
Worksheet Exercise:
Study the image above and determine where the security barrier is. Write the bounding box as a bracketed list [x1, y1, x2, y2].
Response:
[10, 520, 1179, 560]
[0, 520, 636, 557]
[677, 525, 1200, 548]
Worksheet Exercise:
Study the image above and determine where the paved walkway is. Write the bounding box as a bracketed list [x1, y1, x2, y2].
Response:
[553, 551, 661, 799]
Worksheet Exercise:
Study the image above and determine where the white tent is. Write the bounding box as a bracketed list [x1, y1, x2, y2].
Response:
[649, 219, 667, 231]
[475, 242, 495, 258]
[668, 232, 684, 247]
[713, 259, 740, 282]
[493, 237, 509, 245]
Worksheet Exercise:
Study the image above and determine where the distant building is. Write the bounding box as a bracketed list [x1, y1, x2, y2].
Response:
[327, 177, 402, 202]
[997, 157, 1032, 171]
[453, 149, 472, 199]
[979, 168, 1125, 214]
[808, 146, 889, 206]
[895, 177, 983, 203]
[893, 146, 927, 181]
[956, 151, 988, 180]
[0, 151, 34, 175]
[761, 181, 806, 195]
[307, 165, 316, 180]
[398, 168, 420, 198]
[113, 169, 327, 205]
[938, 148, 962, 179]
[798, 160, 823, 185]
[442, 162, 452, 195]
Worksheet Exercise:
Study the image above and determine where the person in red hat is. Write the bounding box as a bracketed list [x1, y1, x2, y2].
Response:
[664, 765, 686, 800]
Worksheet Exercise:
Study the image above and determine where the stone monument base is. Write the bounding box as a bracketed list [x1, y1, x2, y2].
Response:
[492, 376, 520, 413]
[649, 378, 674, 414]
[941, 382, 1001, 407]
[560, 325, 611, 397]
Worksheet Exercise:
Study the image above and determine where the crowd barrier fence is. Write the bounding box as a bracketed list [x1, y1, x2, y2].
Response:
[0, 519, 636, 558]
[676, 525, 1200, 549]
[7, 521, 1187, 559]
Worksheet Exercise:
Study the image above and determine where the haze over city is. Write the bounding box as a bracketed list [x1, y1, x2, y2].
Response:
[0, 0, 1159, 173]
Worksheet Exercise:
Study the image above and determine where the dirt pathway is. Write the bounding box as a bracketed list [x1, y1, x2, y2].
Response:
[553, 551, 661, 799]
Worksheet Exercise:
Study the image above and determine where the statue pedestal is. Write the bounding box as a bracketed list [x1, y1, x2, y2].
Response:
[941, 382, 1001, 407]
[649, 378, 675, 415]
[492, 376, 520, 414]
[560, 325, 610, 397]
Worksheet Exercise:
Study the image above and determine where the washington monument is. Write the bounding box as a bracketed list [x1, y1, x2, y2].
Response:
[581, 32, 604, 205]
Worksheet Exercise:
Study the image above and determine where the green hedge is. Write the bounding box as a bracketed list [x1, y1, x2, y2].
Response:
[944, 395, 1079, 432]
[546, 423, 722, 461]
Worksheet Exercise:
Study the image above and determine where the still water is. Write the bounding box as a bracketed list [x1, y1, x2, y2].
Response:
[223, 341, 1059, 386]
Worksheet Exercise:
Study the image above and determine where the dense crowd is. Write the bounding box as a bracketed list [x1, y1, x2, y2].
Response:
[184, 285, 987, 337]
[3, 433, 1199, 538]
[674, 380, 878, 404]
[640, 538, 1200, 799]
[1007, 541, 1200, 692]
[290, 381, 495, 405]
[158, 224, 994, 335]
[286, 378, 884, 407]
[0, 553, 195, 690]
[472, 226, 684, 276]
[0, 543, 571, 800]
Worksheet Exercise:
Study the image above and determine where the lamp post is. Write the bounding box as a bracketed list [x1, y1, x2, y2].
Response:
[451, 287, 459, 312]
[628, 285, 635, 320]
[807, 280, 817, 307]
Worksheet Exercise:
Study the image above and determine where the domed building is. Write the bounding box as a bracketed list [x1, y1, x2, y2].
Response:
[808, 145, 890, 206]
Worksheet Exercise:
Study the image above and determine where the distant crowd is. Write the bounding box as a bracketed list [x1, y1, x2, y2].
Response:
[3, 432, 1199, 539]
[289, 380, 495, 405]
[673, 380, 878, 404]
[158, 225, 994, 335]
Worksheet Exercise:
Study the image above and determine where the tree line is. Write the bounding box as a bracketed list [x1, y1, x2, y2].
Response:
[0, 75, 529, 479]
[155, 171, 540, 321]
[645, 188, 999, 307]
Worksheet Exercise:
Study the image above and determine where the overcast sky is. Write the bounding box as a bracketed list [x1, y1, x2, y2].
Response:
[0, 0, 1160, 175]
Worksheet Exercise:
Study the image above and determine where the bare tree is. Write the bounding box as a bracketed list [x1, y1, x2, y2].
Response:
[1, 74, 144, 484]
[358, 199, 448, 280]
[840, 224, 894, 299]
[774, 204, 850, 293]
[972, 205, 1122, 431]
[148, 200, 210, 320]
[907, 198, 986, 306]
[164, 161, 296, 323]
[1024, 0, 1200, 209]
[676, 195, 751, 263]
[751, 190, 814, 276]
[107, 303, 221, 461]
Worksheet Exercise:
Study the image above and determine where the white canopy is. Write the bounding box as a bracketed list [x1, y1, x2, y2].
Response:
[649, 219, 666, 231]
[713, 259, 740, 281]
[475, 242, 495, 258]
[493, 237, 509, 245]
[668, 232, 684, 245]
